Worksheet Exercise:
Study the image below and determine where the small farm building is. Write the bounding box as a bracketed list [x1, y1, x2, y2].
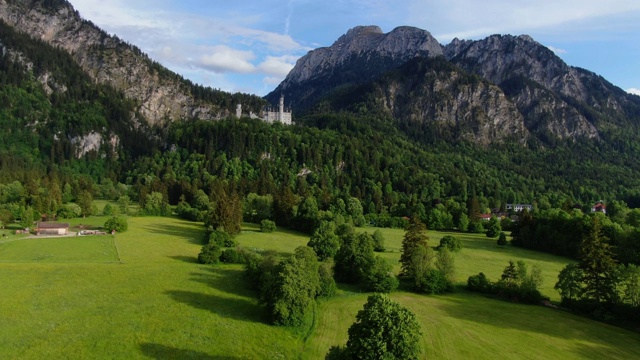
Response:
[36, 222, 70, 235]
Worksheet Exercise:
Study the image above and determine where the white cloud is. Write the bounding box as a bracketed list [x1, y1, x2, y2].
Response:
[264, 76, 284, 86]
[547, 46, 568, 54]
[198, 46, 256, 74]
[257, 55, 298, 77]
[628, 88, 640, 96]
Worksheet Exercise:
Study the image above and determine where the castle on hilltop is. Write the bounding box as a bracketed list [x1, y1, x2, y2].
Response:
[236, 94, 292, 125]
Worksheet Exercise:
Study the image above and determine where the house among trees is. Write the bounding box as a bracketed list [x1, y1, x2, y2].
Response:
[36, 222, 70, 236]
[591, 202, 607, 214]
[506, 204, 533, 212]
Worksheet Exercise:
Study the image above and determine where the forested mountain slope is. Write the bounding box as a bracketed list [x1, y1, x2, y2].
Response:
[0, 0, 266, 124]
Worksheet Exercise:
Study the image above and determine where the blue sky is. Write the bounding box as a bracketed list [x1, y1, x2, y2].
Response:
[69, 0, 640, 97]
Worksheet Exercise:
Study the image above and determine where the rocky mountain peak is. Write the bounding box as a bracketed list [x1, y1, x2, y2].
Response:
[269, 25, 443, 108]
[334, 25, 384, 44]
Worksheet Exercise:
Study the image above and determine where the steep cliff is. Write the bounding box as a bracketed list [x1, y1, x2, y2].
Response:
[0, 0, 263, 125]
[266, 25, 443, 110]
[446, 34, 640, 140]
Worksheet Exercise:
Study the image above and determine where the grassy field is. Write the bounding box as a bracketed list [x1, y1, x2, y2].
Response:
[0, 218, 639, 359]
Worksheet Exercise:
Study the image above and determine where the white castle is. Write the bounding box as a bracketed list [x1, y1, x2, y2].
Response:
[236, 94, 292, 125]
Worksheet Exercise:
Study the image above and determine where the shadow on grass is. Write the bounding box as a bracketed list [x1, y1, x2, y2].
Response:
[457, 236, 570, 263]
[143, 223, 206, 245]
[139, 343, 241, 359]
[169, 255, 199, 263]
[438, 291, 632, 343]
[166, 290, 265, 323]
[190, 266, 254, 298]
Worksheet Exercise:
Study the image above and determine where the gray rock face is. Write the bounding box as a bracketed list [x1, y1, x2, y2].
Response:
[380, 71, 530, 146]
[444, 34, 635, 140]
[282, 25, 443, 87]
[0, 0, 225, 124]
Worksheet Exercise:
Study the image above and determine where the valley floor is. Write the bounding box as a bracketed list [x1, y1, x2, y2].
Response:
[0, 217, 639, 359]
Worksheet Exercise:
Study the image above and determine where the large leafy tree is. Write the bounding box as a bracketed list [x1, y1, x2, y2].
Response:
[307, 220, 340, 261]
[266, 246, 320, 326]
[334, 232, 375, 285]
[554, 263, 584, 302]
[331, 293, 422, 360]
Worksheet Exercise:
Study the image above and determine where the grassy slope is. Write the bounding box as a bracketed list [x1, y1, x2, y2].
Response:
[0, 219, 639, 359]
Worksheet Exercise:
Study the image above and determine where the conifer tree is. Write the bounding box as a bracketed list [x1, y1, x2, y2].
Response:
[400, 216, 429, 277]
[579, 217, 618, 304]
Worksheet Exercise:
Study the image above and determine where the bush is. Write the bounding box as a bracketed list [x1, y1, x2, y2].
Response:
[57, 203, 82, 219]
[438, 235, 462, 252]
[497, 232, 508, 246]
[415, 269, 452, 294]
[318, 260, 337, 298]
[198, 243, 222, 264]
[364, 256, 399, 293]
[372, 229, 385, 252]
[467, 272, 492, 292]
[220, 248, 245, 264]
[104, 216, 128, 232]
[209, 230, 237, 247]
[468, 221, 484, 233]
[102, 203, 117, 216]
[260, 219, 276, 233]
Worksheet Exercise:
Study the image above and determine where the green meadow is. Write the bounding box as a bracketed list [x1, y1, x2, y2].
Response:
[0, 217, 639, 359]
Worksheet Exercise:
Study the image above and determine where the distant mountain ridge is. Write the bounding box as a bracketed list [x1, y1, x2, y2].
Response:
[268, 25, 640, 145]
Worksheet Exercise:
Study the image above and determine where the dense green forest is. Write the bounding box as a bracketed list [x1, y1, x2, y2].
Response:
[3, 8, 640, 240]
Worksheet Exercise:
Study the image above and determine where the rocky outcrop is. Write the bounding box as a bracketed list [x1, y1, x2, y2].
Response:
[267, 25, 444, 109]
[445, 34, 640, 138]
[271, 25, 640, 144]
[0, 0, 227, 124]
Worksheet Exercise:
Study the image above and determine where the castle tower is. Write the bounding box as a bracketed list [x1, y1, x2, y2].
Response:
[279, 94, 285, 122]
[236, 103, 242, 118]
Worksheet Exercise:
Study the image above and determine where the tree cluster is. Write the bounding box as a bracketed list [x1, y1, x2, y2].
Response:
[467, 260, 546, 304]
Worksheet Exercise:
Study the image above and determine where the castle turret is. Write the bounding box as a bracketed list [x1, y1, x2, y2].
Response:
[236, 103, 242, 118]
[279, 94, 285, 121]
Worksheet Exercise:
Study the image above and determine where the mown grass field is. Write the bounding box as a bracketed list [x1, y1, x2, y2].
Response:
[1, 217, 639, 359]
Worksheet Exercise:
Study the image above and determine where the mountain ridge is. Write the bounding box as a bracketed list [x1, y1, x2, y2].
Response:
[269, 25, 640, 145]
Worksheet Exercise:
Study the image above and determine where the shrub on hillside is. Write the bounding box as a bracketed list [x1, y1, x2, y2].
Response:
[468, 221, 484, 233]
[438, 235, 462, 252]
[467, 272, 492, 292]
[209, 230, 237, 247]
[317, 260, 337, 298]
[57, 203, 82, 219]
[497, 232, 508, 246]
[364, 256, 399, 293]
[104, 216, 128, 232]
[102, 203, 118, 216]
[372, 229, 385, 252]
[260, 219, 276, 233]
[415, 269, 452, 294]
[220, 248, 245, 264]
[198, 243, 222, 264]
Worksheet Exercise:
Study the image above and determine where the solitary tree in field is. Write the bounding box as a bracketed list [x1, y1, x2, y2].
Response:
[579, 217, 618, 304]
[400, 216, 429, 277]
[327, 293, 422, 359]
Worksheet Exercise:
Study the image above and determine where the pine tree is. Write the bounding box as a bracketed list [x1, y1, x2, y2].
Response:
[400, 216, 429, 277]
[579, 216, 619, 304]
